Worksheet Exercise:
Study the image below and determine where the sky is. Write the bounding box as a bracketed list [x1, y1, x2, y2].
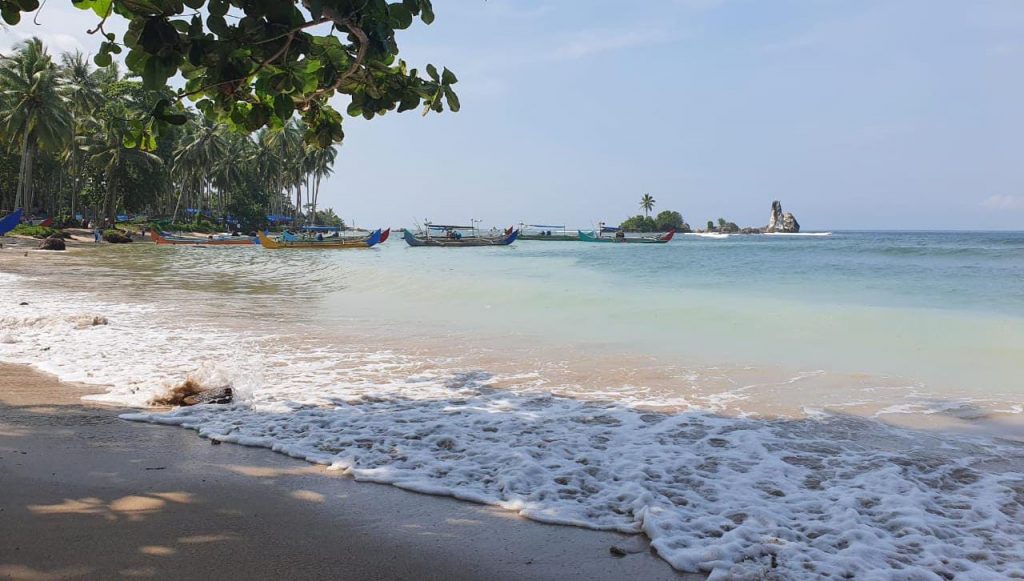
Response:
[3, 0, 1024, 230]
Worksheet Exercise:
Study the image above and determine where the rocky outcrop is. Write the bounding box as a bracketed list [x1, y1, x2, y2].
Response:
[37, 236, 66, 251]
[767, 200, 800, 233]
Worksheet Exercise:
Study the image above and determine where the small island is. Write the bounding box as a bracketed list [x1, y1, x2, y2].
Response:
[617, 196, 802, 234]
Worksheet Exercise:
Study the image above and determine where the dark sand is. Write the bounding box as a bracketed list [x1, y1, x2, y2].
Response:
[0, 364, 693, 580]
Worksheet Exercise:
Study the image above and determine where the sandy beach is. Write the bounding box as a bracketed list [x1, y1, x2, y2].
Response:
[0, 363, 690, 581]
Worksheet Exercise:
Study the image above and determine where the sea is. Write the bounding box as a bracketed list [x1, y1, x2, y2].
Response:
[1, 230, 1022, 579]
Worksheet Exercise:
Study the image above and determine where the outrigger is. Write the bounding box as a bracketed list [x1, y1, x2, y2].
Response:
[403, 221, 519, 247]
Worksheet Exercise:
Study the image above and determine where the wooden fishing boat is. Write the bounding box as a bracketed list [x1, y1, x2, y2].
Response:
[257, 229, 381, 249]
[0, 208, 22, 236]
[402, 227, 519, 247]
[379, 228, 391, 243]
[151, 228, 258, 245]
[518, 224, 579, 241]
[578, 229, 675, 243]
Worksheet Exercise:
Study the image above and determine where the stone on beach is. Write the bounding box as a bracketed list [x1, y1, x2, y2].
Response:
[37, 236, 66, 251]
[151, 379, 233, 407]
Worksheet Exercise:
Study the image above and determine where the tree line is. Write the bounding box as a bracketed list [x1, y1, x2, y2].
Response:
[0, 38, 342, 230]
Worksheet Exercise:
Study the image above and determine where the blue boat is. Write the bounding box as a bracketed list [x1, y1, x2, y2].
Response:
[0, 209, 23, 236]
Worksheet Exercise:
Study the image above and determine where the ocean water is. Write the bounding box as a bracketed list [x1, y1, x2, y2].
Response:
[2, 231, 1023, 578]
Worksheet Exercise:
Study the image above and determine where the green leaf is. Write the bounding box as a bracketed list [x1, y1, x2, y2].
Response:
[93, 51, 112, 67]
[441, 67, 457, 85]
[388, 3, 413, 29]
[274, 94, 294, 120]
[420, 1, 434, 24]
[1, 7, 20, 25]
[90, 0, 111, 18]
[396, 92, 419, 112]
[208, 0, 227, 16]
[443, 85, 459, 112]
[425, 63, 438, 82]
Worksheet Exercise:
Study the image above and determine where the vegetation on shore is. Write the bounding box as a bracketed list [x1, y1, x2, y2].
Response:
[0, 39, 345, 230]
[619, 195, 689, 232]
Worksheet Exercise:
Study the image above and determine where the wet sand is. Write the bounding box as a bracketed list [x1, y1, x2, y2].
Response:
[0, 364, 691, 580]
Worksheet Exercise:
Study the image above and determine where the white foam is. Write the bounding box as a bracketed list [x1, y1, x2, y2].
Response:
[3, 272, 1023, 579]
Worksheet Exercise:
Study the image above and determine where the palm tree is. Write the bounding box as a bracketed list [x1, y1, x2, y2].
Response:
[640, 193, 655, 217]
[305, 144, 337, 223]
[59, 50, 103, 220]
[79, 115, 163, 223]
[0, 38, 73, 213]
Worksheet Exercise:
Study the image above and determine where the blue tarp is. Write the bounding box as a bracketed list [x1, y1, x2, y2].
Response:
[527, 224, 565, 229]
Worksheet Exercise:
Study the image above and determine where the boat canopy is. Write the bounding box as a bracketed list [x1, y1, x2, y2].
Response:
[527, 224, 565, 229]
[266, 214, 293, 223]
[601, 226, 621, 233]
[427, 224, 474, 230]
[301, 225, 343, 232]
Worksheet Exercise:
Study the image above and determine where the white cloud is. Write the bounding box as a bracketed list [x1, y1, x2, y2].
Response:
[982, 195, 1024, 210]
[552, 28, 673, 61]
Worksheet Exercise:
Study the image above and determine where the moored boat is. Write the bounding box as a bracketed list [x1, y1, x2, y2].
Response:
[0, 208, 23, 236]
[578, 228, 675, 243]
[257, 229, 381, 249]
[402, 224, 519, 247]
[151, 228, 258, 245]
[518, 224, 579, 241]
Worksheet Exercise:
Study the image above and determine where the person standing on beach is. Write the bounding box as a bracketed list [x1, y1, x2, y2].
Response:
[93, 228, 101, 243]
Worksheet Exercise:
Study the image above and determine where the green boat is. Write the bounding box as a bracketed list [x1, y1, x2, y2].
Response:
[578, 229, 675, 244]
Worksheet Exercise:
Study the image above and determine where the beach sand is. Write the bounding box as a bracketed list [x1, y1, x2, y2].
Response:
[0, 363, 691, 580]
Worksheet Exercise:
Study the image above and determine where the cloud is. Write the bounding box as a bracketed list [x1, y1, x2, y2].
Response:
[551, 28, 674, 61]
[982, 195, 1024, 210]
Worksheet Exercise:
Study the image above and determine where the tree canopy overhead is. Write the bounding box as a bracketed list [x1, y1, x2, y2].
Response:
[0, 0, 458, 149]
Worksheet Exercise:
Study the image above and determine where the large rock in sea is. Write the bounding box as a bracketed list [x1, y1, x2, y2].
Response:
[38, 236, 66, 251]
[767, 200, 800, 233]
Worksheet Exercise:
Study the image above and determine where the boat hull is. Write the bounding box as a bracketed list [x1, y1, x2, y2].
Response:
[578, 229, 674, 243]
[151, 229, 257, 245]
[0, 208, 23, 236]
[403, 229, 519, 247]
[257, 229, 381, 249]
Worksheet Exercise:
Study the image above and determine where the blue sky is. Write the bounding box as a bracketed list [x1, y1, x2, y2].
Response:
[4, 0, 1023, 229]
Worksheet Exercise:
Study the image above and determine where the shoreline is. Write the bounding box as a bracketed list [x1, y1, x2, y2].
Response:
[0, 363, 691, 580]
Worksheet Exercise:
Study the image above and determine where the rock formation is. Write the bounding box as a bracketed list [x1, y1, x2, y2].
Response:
[37, 236, 66, 251]
[767, 200, 800, 233]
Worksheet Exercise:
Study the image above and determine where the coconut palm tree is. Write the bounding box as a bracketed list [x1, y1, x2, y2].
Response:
[79, 115, 163, 223]
[640, 193, 655, 217]
[59, 50, 103, 220]
[0, 38, 73, 214]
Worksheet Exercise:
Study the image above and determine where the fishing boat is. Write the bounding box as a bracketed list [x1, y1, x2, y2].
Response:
[257, 229, 381, 249]
[0, 208, 23, 236]
[578, 228, 675, 244]
[151, 228, 258, 245]
[402, 223, 519, 247]
[518, 224, 579, 241]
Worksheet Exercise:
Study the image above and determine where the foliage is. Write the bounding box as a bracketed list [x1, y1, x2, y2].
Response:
[11, 224, 62, 238]
[102, 228, 133, 242]
[2, 0, 458, 149]
[0, 38, 347, 230]
[620, 215, 656, 232]
[621, 209, 685, 232]
[653, 210, 685, 232]
[717, 217, 739, 233]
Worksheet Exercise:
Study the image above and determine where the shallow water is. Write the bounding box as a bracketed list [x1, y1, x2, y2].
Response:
[1, 231, 1023, 578]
